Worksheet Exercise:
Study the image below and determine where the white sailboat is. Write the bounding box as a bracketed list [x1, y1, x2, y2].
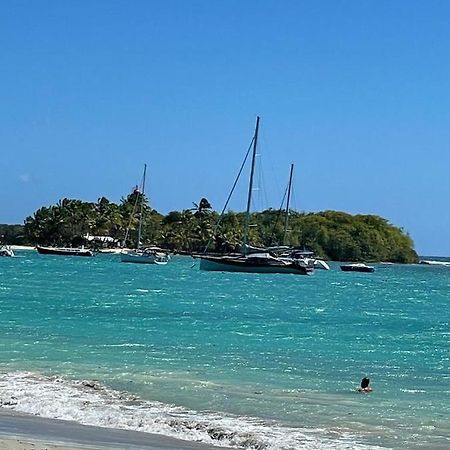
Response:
[268, 164, 330, 270]
[276, 165, 330, 271]
[198, 117, 314, 275]
[120, 165, 170, 265]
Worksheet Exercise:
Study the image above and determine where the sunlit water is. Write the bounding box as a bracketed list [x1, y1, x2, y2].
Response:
[0, 251, 449, 449]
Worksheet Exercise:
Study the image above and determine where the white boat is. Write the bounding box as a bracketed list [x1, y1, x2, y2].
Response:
[197, 117, 314, 275]
[340, 263, 375, 273]
[121, 246, 169, 265]
[314, 259, 330, 270]
[419, 259, 450, 267]
[280, 248, 330, 270]
[0, 244, 14, 257]
[269, 165, 329, 271]
[120, 165, 170, 265]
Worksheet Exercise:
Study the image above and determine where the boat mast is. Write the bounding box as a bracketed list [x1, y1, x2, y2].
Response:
[243, 116, 260, 253]
[283, 163, 294, 246]
[137, 164, 147, 249]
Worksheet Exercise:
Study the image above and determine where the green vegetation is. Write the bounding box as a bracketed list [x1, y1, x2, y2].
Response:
[3, 192, 418, 263]
[0, 224, 28, 245]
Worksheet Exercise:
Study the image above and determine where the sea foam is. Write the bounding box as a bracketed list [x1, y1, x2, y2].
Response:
[0, 371, 380, 450]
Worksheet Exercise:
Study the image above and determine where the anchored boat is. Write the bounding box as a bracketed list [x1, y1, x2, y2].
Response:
[197, 117, 313, 275]
[36, 246, 95, 257]
[340, 263, 375, 273]
[120, 165, 170, 265]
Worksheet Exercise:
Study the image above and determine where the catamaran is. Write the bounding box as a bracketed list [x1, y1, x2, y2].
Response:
[197, 117, 314, 275]
[270, 164, 330, 271]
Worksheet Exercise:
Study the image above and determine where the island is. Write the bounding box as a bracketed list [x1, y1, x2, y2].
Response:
[1, 193, 418, 263]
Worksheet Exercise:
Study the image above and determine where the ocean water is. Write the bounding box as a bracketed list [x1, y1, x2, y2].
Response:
[0, 251, 449, 449]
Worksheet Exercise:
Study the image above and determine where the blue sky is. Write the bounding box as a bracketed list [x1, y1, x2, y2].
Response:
[1, 1, 450, 255]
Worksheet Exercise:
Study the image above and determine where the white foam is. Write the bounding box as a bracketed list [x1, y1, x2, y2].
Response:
[399, 389, 426, 394]
[0, 371, 382, 450]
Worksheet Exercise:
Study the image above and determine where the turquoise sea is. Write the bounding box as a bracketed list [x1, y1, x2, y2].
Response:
[0, 250, 449, 449]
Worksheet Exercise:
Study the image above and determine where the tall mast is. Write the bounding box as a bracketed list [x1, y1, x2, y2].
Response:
[243, 116, 260, 252]
[137, 163, 147, 249]
[283, 163, 294, 246]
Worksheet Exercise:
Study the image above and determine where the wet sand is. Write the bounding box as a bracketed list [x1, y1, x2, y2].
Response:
[0, 409, 232, 450]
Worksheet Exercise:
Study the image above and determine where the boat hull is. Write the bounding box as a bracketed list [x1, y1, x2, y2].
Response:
[0, 246, 14, 257]
[36, 246, 94, 257]
[419, 260, 450, 266]
[199, 256, 313, 275]
[340, 265, 374, 273]
[314, 259, 330, 270]
[120, 251, 169, 264]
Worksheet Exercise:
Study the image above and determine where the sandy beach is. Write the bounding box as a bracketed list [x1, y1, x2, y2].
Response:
[0, 410, 232, 450]
[10, 246, 126, 254]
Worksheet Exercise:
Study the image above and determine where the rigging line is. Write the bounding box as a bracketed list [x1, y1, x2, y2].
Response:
[282, 164, 294, 247]
[258, 153, 270, 212]
[137, 164, 147, 249]
[250, 152, 262, 213]
[202, 136, 255, 254]
[291, 188, 298, 212]
[269, 181, 289, 245]
[256, 131, 282, 214]
[251, 129, 267, 213]
[123, 170, 145, 246]
[255, 127, 265, 211]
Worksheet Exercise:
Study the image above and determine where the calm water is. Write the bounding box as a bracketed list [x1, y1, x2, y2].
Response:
[0, 251, 449, 449]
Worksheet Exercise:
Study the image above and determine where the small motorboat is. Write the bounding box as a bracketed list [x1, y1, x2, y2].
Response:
[419, 260, 450, 267]
[340, 263, 375, 273]
[0, 244, 14, 257]
[36, 246, 95, 257]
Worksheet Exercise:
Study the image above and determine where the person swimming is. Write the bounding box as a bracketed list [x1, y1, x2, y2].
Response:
[358, 377, 373, 393]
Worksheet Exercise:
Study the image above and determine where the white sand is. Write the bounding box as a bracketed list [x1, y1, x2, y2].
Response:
[0, 409, 232, 450]
[0, 438, 83, 450]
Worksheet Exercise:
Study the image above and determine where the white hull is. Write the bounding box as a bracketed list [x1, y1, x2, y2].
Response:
[120, 251, 169, 265]
[0, 246, 14, 257]
[313, 259, 330, 270]
[420, 260, 450, 266]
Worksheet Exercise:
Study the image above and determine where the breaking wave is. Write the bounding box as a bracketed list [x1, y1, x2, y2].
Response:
[0, 371, 381, 450]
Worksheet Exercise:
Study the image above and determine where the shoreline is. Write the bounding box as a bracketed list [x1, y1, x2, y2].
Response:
[8, 246, 429, 264]
[0, 409, 233, 450]
[10, 245, 35, 251]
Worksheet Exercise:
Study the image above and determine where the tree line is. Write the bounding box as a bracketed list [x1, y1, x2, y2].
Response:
[2, 192, 418, 263]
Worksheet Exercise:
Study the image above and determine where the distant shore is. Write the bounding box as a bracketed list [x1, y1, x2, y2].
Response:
[10, 246, 447, 263]
[0, 409, 231, 450]
[10, 245, 35, 251]
[10, 245, 125, 254]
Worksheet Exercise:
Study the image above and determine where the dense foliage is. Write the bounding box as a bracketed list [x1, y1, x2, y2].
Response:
[0, 224, 28, 245]
[7, 193, 418, 263]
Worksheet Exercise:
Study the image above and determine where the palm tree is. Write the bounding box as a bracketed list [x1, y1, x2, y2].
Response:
[191, 197, 212, 218]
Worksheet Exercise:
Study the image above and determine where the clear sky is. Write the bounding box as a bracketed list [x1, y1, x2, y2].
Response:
[1, 1, 450, 255]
